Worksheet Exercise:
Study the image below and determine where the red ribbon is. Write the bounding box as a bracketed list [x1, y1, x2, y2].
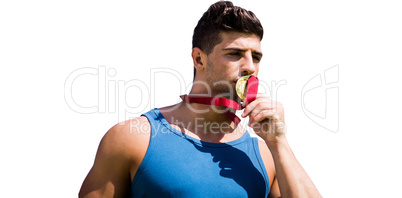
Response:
[180, 76, 259, 126]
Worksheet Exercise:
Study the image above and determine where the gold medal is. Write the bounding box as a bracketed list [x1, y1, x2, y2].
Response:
[235, 75, 252, 101]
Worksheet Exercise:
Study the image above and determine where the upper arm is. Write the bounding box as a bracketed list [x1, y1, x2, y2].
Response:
[258, 140, 281, 198]
[79, 117, 150, 198]
[268, 176, 281, 198]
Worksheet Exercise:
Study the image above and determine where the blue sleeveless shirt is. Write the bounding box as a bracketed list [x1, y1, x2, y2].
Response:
[131, 108, 270, 197]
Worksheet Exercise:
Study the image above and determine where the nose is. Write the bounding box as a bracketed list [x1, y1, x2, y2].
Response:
[239, 52, 256, 76]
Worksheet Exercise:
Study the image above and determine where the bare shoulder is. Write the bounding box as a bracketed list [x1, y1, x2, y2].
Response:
[100, 116, 150, 159]
[104, 116, 151, 178]
[79, 116, 151, 198]
[107, 116, 151, 147]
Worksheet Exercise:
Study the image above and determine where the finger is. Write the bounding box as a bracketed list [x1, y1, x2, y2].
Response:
[248, 110, 276, 126]
[241, 93, 267, 108]
[241, 100, 257, 118]
[251, 114, 285, 135]
[242, 98, 276, 118]
[256, 93, 269, 99]
[243, 102, 277, 117]
[247, 101, 271, 118]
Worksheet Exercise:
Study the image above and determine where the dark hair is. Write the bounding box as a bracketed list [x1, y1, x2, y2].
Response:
[192, 1, 263, 77]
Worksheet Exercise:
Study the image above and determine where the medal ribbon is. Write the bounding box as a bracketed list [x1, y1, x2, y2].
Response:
[180, 76, 259, 126]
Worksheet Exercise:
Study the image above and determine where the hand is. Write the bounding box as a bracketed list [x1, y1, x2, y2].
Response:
[241, 95, 286, 143]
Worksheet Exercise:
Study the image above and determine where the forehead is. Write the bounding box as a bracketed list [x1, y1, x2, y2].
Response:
[215, 32, 262, 52]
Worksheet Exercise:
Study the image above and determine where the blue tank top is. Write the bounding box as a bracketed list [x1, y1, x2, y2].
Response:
[131, 108, 270, 197]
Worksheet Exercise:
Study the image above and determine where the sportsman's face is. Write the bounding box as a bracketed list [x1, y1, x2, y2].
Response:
[205, 32, 262, 98]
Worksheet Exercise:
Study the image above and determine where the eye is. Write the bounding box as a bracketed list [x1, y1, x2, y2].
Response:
[253, 56, 261, 62]
[226, 52, 242, 61]
[228, 52, 241, 56]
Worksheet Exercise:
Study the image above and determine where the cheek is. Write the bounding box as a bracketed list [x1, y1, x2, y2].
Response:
[254, 64, 260, 75]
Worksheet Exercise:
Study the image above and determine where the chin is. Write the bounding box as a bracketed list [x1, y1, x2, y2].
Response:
[212, 90, 234, 99]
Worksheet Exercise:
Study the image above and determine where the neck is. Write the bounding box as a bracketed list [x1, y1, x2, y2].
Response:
[179, 101, 234, 130]
[160, 102, 244, 143]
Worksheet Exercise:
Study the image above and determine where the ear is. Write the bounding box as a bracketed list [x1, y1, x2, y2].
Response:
[191, 47, 206, 72]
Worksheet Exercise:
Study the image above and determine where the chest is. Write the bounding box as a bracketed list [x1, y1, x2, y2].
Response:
[131, 136, 269, 197]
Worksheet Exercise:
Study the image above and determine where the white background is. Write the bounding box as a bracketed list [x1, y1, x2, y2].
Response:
[1, 0, 401, 197]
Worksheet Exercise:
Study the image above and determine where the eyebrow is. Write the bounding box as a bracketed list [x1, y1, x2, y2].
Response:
[222, 47, 263, 57]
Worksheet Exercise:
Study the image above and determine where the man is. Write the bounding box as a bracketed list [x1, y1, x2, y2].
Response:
[79, 1, 321, 197]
